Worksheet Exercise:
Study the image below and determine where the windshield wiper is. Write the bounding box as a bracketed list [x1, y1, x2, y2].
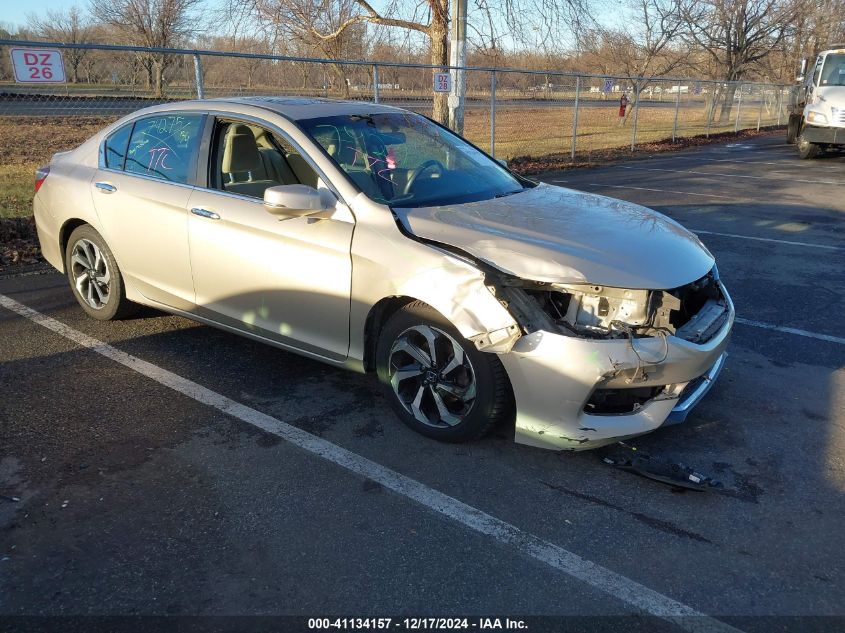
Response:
[493, 189, 524, 199]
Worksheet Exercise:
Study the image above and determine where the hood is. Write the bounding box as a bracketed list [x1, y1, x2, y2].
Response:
[395, 183, 715, 289]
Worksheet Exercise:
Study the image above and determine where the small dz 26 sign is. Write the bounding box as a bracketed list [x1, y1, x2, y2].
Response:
[10, 48, 66, 83]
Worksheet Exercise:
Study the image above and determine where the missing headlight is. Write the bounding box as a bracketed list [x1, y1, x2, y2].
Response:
[496, 267, 727, 343]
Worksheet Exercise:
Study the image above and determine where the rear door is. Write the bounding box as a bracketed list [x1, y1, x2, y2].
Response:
[91, 113, 206, 310]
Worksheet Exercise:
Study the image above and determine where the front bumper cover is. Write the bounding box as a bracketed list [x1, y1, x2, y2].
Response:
[498, 283, 734, 451]
[802, 124, 845, 144]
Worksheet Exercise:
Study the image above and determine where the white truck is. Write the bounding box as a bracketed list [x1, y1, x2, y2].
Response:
[786, 45, 845, 159]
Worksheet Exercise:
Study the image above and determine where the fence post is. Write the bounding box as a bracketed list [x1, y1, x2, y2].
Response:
[630, 81, 640, 151]
[706, 83, 715, 137]
[193, 54, 205, 99]
[776, 88, 782, 125]
[734, 83, 743, 132]
[570, 75, 580, 160]
[671, 80, 681, 142]
[756, 85, 764, 131]
[490, 70, 497, 158]
[373, 64, 380, 103]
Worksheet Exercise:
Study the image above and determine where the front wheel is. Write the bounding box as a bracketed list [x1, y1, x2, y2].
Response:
[376, 301, 513, 443]
[797, 134, 821, 159]
[65, 224, 137, 320]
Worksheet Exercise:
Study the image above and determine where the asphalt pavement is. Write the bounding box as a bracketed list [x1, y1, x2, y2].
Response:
[1, 134, 844, 632]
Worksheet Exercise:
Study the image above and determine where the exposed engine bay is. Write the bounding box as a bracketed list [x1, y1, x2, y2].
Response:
[492, 267, 729, 345]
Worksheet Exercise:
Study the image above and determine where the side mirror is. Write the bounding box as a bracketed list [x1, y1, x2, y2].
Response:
[497, 158, 509, 168]
[263, 184, 327, 218]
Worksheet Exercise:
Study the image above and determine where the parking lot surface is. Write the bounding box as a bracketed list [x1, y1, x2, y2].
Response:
[1, 135, 844, 631]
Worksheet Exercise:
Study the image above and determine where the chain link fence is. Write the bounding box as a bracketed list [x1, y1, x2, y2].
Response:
[0, 40, 791, 161]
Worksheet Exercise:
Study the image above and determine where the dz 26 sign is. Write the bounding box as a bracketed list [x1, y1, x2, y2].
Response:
[10, 48, 66, 83]
[433, 72, 452, 93]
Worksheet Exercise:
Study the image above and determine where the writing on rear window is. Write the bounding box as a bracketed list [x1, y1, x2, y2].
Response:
[124, 114, 203, 184]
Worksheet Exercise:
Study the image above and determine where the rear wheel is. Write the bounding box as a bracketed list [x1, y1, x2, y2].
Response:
[65, 225, 137, 320]
[376, 301, 513, 443]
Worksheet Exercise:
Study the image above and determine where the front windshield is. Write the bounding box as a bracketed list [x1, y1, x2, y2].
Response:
[821, 53, 845, 86]
[298, 112, 527, 208]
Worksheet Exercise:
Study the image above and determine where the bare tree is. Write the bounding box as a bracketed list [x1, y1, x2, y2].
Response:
[680, 0, 797, 120]
[89, 0, 203, 97]
[27, 6, 96, 83]
[228, 0, 593, 124]
[580, 0, 686, 125]
[780, 0, 845, 80]
[226, 0, 450, 119]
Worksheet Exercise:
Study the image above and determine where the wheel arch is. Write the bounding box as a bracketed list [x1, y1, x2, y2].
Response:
[362, 295, 417, 373]
[58, 218, 90, 272]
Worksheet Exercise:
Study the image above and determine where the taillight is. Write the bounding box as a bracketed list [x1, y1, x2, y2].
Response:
[35, 165, 50, 194]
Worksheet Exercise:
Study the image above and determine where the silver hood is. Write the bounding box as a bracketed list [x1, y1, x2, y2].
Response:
[396, 183, 715, 289]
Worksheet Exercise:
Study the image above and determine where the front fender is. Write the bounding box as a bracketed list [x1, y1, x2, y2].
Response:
[347, 195, 522, 367]
[394, 254, 521, 352]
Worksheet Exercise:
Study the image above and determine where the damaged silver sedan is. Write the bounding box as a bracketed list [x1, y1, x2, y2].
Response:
[33, 97, 733, 451]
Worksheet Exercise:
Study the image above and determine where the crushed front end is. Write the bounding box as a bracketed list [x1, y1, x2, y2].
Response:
[493, 267, 733, 450]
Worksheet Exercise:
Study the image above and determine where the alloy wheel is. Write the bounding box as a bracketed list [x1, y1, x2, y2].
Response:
[70, 238, 111, 310]
[388, 325, 477, 428]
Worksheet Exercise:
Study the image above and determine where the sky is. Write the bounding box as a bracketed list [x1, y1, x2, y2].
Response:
[2, 0, 625, 51]
[4, 0, 85, 29]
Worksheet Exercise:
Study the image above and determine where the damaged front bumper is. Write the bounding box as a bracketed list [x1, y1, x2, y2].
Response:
[498, 284, 734, 451]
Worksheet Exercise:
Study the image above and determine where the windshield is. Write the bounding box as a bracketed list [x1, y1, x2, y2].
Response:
[298, 112, 527, 208]
[821, 53, 845, 86]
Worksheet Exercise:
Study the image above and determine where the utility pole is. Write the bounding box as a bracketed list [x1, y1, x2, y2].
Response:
[448, 0, 468, 134]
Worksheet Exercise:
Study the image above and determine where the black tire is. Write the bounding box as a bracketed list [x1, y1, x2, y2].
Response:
[376, 301, 513, 443]
[64, 224, 137, 320]
[786, 115, 800, 144]
[797, 134, 821, 159]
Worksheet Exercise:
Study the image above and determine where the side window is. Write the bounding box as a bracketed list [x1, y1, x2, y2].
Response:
[812, 57, 823, 86]
[125, 114, 204, 184]
[103, 123, 133, 169]
[214, 120, 318, 199]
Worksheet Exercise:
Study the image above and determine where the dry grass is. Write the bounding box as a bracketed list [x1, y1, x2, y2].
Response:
[0, 117, 116, 268]
[462, 104, 783, 159]
[0, 117, 116, 219]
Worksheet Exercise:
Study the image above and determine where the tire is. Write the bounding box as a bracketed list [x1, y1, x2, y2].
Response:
[376, 301, 513, 443]
[786, 115, 800, 144]
[64, 224, 137, 320]
[797, 134, 821, 159]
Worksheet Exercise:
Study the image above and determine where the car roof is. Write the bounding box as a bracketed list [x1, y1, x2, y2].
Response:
[206, 96, 406, 121]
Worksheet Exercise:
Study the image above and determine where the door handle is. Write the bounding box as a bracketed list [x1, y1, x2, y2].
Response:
[191, 207, 221, 220]
[94, 182, 117, 193]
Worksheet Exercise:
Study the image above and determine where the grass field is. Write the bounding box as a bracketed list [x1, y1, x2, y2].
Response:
[464, 102, 783, 158]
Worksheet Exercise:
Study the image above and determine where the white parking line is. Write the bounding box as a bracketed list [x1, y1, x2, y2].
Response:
[669, 156, 784, 166]
[0, 293, 741, 633]
[734, 317, 845, 345]
[692, 229, 845, 252]
[668, 156, 845, 172]
[555, 182, 735, 200]
[618, 165, 843, 186]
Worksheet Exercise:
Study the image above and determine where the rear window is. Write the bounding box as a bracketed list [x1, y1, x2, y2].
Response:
[103, 123, 132, 169]
[124, 114, 204, 184]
